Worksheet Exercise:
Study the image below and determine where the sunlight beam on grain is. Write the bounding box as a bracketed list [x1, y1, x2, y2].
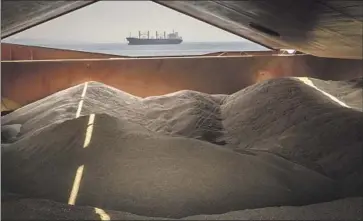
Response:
[76, 82, 89, 118]
[296, 77, 351, 108]
[68, 113, 95, 205]
[95, 207, 111, 220]
[68, 165, 84, 205]
[84, 114, 95, 147]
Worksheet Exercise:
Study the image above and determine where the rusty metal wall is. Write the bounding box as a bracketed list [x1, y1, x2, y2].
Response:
[1, 43, 123, 60]
[2, 54, 362, 110]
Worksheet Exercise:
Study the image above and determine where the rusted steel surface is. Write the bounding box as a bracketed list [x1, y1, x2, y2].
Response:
[2, 55, 362, 111]
[1, 1, 98, 38]
[155, 1, 363, 59]
[1, 43, 125, 60]
[203, 50, 280, 57]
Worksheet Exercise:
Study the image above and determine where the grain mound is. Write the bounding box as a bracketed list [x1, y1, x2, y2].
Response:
[3, 113, 338, 218]
[2, 196, 362, 220]
[222, 77, 363, 180]
[2, 77, 362, 219]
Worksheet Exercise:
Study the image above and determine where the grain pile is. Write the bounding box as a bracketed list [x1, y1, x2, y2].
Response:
[2, 77, 363, 219]
[2, 196, 362, 220]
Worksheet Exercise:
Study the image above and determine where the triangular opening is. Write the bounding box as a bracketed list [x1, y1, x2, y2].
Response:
[2, 1, 269, 57]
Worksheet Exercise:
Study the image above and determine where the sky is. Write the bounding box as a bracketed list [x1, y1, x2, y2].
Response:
[4, 1, 250, 44]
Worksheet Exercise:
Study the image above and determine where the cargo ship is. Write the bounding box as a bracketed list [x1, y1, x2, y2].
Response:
[126, 31, 183, 45]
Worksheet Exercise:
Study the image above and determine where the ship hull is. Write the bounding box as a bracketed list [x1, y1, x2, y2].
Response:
[126, 37, 182, 45]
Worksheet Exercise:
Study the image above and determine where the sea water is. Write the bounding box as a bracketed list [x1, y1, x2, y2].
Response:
[13, 41, 269, 57]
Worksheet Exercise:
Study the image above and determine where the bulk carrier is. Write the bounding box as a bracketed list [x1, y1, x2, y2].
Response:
[126, 31, 183, 45]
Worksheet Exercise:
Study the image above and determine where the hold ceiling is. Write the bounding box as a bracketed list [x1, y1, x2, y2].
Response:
[155, 0, 363, 59]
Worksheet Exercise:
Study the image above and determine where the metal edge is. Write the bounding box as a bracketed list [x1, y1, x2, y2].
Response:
[2, 1, 99, 39]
